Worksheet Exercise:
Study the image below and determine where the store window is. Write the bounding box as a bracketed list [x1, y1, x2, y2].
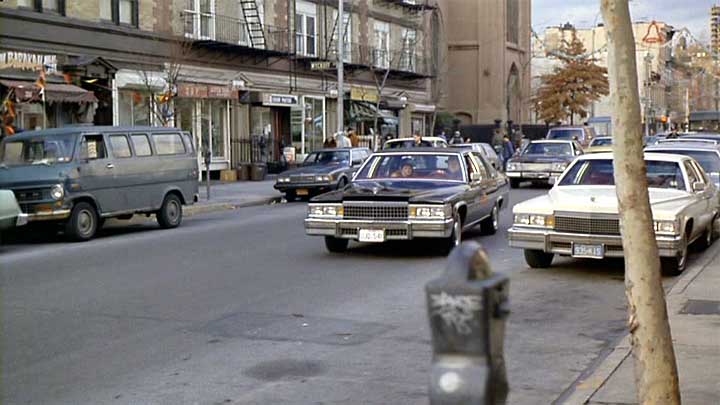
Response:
[199, 99, 227, 159]
[373, 21, 390, 68]
[185, 0, 215, 40]
[19, 0, 65, 14]
[411, 115, 425, 137]
[295, 1, 317, 56]
[118, 90, 152, 126]
[303, 96, 325, 155]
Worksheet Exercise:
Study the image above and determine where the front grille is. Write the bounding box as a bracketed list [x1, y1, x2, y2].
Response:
[290, 174, 317, 182]
[340, 227, 358, 236]
[343, 203, 408, 221]
[386, 229, 408, 237]
[522, 163, 553, 171]
[555, 216, 621, 235]
[13, 188, 49, 203]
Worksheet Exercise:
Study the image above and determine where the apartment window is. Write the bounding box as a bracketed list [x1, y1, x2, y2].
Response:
[506, 0, 519, 44]
[19, 0, 65, 14]
[400, 28, 417, 72]
[238, 0, 265, 46]
[295, 1, 317, 57]
[100, 0, 138, 26]
[373, 21, 390, 68]
[330, 11, 351, 63]
[185, 0, 215, 40]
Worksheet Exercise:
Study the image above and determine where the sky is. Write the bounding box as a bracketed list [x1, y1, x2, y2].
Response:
[533, 0, 716, 41]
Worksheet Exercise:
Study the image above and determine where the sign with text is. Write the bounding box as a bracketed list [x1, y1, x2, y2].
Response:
[311, 61, 335, 71]
[263, 93, 298, 106]
[177, 83, 237, 99]
[0, 52, 57, 72]
[350, 86, 379, 103]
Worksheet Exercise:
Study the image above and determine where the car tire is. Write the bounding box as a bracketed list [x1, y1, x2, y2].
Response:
[440, 214, 463, 255]
[510, 179, 521, 189]
[285, 191, 296, 202]
[481, 204, 499, 235]
[324, 236, 349, 253]
[524, 249, 554, 268]
[157, 194, 183, 229]
[65, 202, 98, 242]
[661, 234, 688, 276]
[337, 177, 348, 190]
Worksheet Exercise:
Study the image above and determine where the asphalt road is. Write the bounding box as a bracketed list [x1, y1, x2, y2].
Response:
[0, 187, 690, 404]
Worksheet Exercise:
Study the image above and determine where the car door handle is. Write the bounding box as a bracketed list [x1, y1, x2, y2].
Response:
[106, 163, 115, 169]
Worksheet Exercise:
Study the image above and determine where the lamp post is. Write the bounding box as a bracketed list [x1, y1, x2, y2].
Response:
[644, 52, 653, 136]
[336, 0, 344, 137]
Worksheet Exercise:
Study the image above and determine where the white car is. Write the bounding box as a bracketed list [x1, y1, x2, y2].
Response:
[383, 136, 448, 149]
[508, 153, 719, 275]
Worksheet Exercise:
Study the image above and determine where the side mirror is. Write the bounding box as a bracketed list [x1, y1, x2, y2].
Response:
[470, 173, 482, 182]
[352, 159, 363, 167]
[692, 181, 706, 192]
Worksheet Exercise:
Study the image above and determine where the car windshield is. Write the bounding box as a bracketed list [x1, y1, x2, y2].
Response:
[385, 140, 435, 149]
[523, 142, 573, 156]
[0, 136, 76, 167]
[651, 150, 720, 174]
[559, 159, 687, 190]
[355, 154, 465, 181]
[547, 129, 583, 141]
[304, 151, 350, 166]
[590, 138, 612, 146]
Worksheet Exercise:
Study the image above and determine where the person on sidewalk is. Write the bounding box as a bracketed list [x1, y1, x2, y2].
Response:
[450, 131, 464, 145]
[501, 135, 515, 171]
[348, 128, 360, 147]
[334, 131, 352, 148]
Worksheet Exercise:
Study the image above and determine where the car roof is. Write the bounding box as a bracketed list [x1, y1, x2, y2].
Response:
[548, 126, 586, 130]
[312, 148, 364, 152]
[647, 143, 720, 152]
[581, 152, 691, 163]
[530, 139, 576, 144]
[592, 136, 612, 140]
[373, 147, 463, 154]
[6, 125, 185, 140]
[385, 137, 446, 142]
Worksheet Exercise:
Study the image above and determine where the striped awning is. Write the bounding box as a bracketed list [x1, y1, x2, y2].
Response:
[0, 79, 98, 103]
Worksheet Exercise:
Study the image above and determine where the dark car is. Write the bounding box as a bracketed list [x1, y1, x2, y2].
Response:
[505, 140, 583, 188]
[274, 148, 370, 200]
[546, 126, 596, 148]
[304, 148, 509, 254]
[646, 142, 720, 188]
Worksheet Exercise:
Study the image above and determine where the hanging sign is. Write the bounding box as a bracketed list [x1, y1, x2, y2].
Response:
[262, 93, 298, 106]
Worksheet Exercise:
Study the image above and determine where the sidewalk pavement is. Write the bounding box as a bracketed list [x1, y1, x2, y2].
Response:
[188, 178, 283, 216]
[563, 240, 720, 405]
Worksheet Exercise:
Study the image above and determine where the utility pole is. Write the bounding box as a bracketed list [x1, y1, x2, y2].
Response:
[643, 52, 653, 136]
[336, 0, 344, 136]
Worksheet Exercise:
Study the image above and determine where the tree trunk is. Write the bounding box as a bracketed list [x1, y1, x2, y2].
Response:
[600, 1, 681, 404]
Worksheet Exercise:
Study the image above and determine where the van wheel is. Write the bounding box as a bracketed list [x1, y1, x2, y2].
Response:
[66, 202, 98, 242]
[157, 194, 183, 229]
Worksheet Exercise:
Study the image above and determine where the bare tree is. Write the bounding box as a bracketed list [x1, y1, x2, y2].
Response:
[137, 37, 194, 127]
[600, 1, 681, 404]
[370, 50, 401, 142]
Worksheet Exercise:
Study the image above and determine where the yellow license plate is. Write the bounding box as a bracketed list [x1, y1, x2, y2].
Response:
[296, 189, 309, 196]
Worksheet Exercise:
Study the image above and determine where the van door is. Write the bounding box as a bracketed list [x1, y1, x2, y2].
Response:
[129, 132, 158, 209]
[107, 133, 140, 212]
[77, 134, 123, 214]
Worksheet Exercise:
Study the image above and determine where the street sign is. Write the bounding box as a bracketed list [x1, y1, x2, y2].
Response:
[311, 61, 335, 71]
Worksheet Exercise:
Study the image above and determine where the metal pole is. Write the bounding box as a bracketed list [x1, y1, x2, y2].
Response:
[336, 0, 344, 136]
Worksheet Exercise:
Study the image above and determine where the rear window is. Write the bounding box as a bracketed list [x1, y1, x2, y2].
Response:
[548, 129, 584, 141]
[152, 133, 186, 155]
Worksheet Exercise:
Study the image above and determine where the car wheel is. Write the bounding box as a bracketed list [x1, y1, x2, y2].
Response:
[441, 214, 462, 255]
[661, 234, 688, 276]
[337, 177, 348, 190]
[65, 202, 98, 242]
[324, 236, 349, 253]
[285, 191, 296, 202]
[157, 194, 183, 229]
[524, 249, 554, 268]
[697, 222, 714, 251]
[510, 179, 521, 189]
[481, 204, 499, 235]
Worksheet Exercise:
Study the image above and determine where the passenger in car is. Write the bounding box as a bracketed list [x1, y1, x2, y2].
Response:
[447, 158, 463, 180]
[391, 161, 415, 178]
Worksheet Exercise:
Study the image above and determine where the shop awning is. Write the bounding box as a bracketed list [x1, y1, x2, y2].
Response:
[0, 79, 98, 103]
[349, 101, 398, 123]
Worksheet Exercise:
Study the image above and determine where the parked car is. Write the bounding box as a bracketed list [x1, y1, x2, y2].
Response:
[646, 142, 720, 188]
[304, 148, 509, 254]
[585, 137, 613, 153]
[449, 142, 501, 169]
[0, 189, 28, 242]
[679, 132, 720, 143]
[0, 126, 199, 241]
[383, 137, 448, 149]
[505, 140, 583, 188]
[546, 126, 596, 148]
[274, 147, 370, 200]
[658, 138, 719, 146]
[508, 152, 719, 275]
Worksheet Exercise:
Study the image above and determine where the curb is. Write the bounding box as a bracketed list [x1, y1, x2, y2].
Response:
[559, 241, 720, 405]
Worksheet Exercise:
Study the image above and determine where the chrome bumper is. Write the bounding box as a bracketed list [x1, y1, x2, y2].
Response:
[15, 213, 29, 227]
[305, 218, 454, 240]
[26, 209, 72, 222]
[506, 171, 563, 181]
[507, 227, 683, 258]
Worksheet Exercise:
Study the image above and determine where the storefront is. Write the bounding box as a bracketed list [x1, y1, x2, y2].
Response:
[409, 103, 436, 137]
[113, 69, 167, 127]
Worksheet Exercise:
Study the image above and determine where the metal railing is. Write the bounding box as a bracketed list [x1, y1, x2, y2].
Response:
[331, 43, 433, 76]
[182, 13, 291, 53]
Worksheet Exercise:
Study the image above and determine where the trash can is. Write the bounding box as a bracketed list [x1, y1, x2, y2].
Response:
[250, 163, 267, 181]
[236, 164, 250, 181]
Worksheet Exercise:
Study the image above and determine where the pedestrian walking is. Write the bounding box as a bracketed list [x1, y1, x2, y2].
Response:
[348, 128, 360, 147]
[501, 135, 515, 171]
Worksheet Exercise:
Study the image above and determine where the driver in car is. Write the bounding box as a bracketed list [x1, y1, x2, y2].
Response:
[391, 160, 415, 178]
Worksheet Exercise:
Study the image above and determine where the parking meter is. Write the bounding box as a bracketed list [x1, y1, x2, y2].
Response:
[426, 241, 510, 405]
[203, 146, 211, 200]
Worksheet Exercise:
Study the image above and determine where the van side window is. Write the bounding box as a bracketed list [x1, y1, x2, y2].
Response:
[153, 133, 186, 155]
[80, 135, 107, 160]
[131, 134, 152, 157]
[182, 133, 195, 154]
[109, 135, 132, 158]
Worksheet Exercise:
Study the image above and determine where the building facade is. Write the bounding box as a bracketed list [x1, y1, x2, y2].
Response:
[0, 0, 439, 173]
[712, 5, 720, 55]
[437, 0, 532, 128]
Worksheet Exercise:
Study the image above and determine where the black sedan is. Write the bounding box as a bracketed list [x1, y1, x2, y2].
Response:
[304, 148, 509, 253]
[275, 148, 370, 200]
[505, 140, 583, 188]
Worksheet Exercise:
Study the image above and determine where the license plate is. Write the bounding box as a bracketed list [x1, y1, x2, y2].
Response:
[296, 189, 309, 196]
[359, 229, 385, 243]
[525, 172, 549, 178]
[572, 243, 604, 259]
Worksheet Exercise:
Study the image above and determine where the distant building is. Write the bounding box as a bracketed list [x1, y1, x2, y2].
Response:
[712, 5, 720, 54]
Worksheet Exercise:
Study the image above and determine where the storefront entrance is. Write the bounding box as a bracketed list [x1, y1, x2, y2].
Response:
[176, 98, 230, 171]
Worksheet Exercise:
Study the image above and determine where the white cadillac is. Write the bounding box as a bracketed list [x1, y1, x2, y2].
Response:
[508, 153, 719, 275]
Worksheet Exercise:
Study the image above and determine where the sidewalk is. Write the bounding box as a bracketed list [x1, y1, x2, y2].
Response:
[563, 241, 720, 405]
[188, 178, 283, 216]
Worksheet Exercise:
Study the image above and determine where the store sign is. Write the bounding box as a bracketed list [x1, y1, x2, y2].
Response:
[177, 83, 237, 99]
[311, 61, 334, 71]
[263, 93, 298, 106]
[0, 52, 57, 72]
[350, 86, 379, 103]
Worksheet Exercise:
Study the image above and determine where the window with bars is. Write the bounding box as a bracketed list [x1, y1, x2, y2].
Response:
[184, 0, 215, 40]
[238, 0, 265, 46]
[329, 11, 351, 63]
[400, 28, 417, 72]
[100, 0, 138, 27]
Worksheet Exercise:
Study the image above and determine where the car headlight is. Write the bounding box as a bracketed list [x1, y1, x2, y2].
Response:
[409, 204, 449, 219]
[315, 175, 332, 182]
[654, 220, 679, 235]
[514, 213, 554, 228]
[50, 184, 64, 200]
[552, 162, 569, 172]
[308, 204, 343, 218]
[507, 162, 519, 171]
[278, 177, 291, 183]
